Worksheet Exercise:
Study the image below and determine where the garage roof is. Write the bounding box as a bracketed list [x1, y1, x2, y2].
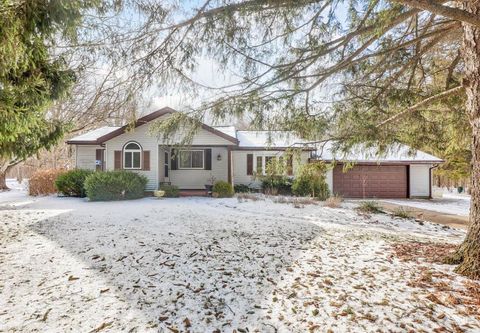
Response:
[314, 142, 443, 163]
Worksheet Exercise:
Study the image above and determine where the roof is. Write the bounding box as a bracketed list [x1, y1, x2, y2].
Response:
[235, 131, 313, 149]
[66, 107, 238, 145]
[314, 142, 443, 163]
[212, 126, 236, 139]
[67, 126, 120, 144]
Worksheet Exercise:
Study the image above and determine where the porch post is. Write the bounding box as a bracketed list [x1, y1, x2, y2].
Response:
[227, 147, 233, 185]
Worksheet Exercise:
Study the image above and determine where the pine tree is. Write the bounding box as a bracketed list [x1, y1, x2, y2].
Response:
[0, 0, 101, 188]
[117, 0, 480, 278]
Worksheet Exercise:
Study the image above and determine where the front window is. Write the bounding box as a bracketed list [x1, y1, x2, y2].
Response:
[123, 142, 142, 169]
[179, 150, 204, 169]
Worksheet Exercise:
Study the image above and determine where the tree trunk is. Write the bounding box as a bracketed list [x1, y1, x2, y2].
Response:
[448, 0, 480, 279]
[0, 171, 7, 190]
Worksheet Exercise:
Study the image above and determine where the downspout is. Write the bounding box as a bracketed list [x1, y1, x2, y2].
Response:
[429, 164, 439, 199]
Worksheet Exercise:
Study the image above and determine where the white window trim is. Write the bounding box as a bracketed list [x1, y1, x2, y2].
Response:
[254, 154, 277, 175]
[123, 142, 142, 170]
[178, 149, 205, 170]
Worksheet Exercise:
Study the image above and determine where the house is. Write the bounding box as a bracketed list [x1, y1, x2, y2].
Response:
[67, 107, 442, 198]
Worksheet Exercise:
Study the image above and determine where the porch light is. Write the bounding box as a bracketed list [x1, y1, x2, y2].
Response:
[217, 153, 222, 161]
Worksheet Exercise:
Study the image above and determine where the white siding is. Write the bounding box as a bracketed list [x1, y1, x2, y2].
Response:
[105, 118, 235, 190]
[410, 164, 431, 197]
[75, 145, 102, 170]
[232, 150, 310, 187]
[325, 167, 333, 193]
[169, 147, 228, 189]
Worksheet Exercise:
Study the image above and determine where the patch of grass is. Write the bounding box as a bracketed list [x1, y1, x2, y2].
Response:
[356, 201, 383, 214]
[236, 193, 263, 202]
[324, 195, 343, 208]
[392, 207, 412, 218]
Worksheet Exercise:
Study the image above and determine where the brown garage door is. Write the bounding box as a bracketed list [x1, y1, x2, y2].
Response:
[333, 165, 408, 198]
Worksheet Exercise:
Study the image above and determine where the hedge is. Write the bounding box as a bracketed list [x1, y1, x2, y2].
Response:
[84, 171, 148, 201]
[55, 169, 94, 197]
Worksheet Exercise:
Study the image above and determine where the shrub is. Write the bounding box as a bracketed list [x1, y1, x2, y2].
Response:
[29, 169, 65, 196]
[212, 180, 234, 198]
[234, 184, 251, 193]
[324, 195, 343, 208]
[261, 175, 292, 195]
[292, 163, 330, 200]
[84, 171, 148, 201]
[356, 201, 383, 214]
[392, 207, 412, 219]
[159, 184, 180, 198]
[55, 169, 94, 197]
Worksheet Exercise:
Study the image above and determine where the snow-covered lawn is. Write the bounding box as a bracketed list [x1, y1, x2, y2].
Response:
[381, 191, 471, 217]
[1, 185, 479, 332]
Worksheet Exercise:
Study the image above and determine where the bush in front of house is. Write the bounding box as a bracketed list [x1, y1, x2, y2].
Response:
[84, 170, 148, 201]
[356, 200, 383, 214]
[212, 180, 234, 198]
[159, 184, 180, 197]
[29, 169, 65, 196]
[234, 184, 251, 193]
[55, 169, 94, 197]
[292, 162, 330, 200]
[260, 175, 292, 195]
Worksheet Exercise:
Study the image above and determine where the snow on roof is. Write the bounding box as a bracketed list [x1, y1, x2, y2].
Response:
[212, 126, 237, 139]
[315, 142, 443, 162]
[68, 126, 120, 143]
[236, 131, 311, 148]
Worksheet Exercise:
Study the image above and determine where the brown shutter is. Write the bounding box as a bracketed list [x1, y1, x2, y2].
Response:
[114, 150, 122, 170]
[95, 149, 103, 171]
[143, 151, 150, 171]
[171, 149, 178, 170]
[287, 155, 293, 176]
[246, 154, 253, 175]
[205, 149, 212, 170]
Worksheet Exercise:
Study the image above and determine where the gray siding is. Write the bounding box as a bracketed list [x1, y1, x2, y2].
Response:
[75, 145, 102, 170]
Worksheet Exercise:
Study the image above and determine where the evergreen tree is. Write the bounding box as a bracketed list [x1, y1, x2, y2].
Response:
[117, 0, 480, 278]
[0, 0, 102, 188]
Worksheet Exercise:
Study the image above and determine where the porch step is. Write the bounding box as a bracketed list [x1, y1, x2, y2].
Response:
[179, 190, 208, 197]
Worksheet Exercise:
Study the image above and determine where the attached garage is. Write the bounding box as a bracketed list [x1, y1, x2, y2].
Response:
[316, 143, 443, 199]
[333, 164, 408, 198]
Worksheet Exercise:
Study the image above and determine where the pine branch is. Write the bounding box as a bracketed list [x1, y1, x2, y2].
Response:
[376, 85, 465, 128]
[393, 0, 480, 27]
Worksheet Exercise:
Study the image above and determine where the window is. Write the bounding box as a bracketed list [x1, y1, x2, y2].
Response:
[123, 142, 142, 169]
[179, 150, 204, 169]
[256, 156, 263, 174]
[255, 155, 282, 175]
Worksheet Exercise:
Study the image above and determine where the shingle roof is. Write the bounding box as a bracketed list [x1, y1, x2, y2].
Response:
[67, 127, 120, 143]
[235, 131, 310, 148]
[314, 142, 443, 163]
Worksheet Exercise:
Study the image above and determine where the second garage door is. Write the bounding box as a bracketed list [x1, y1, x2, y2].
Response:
[333, 164, 408, 198]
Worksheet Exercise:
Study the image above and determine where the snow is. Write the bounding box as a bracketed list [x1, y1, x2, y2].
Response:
[1, 184, 478, 332]
[315, 142, 443, 162]
[212, 126, 237, 139]
[68, 126, 120, 143]
[382, 190, 471, 217]
[236, 131, 311, 148]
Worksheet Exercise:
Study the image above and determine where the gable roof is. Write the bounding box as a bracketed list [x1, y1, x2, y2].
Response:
[66, 126, 121, 144]
[314, 142, 443, 163]
[67, 107, 238, 145]
[235, 131, 314, 150]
